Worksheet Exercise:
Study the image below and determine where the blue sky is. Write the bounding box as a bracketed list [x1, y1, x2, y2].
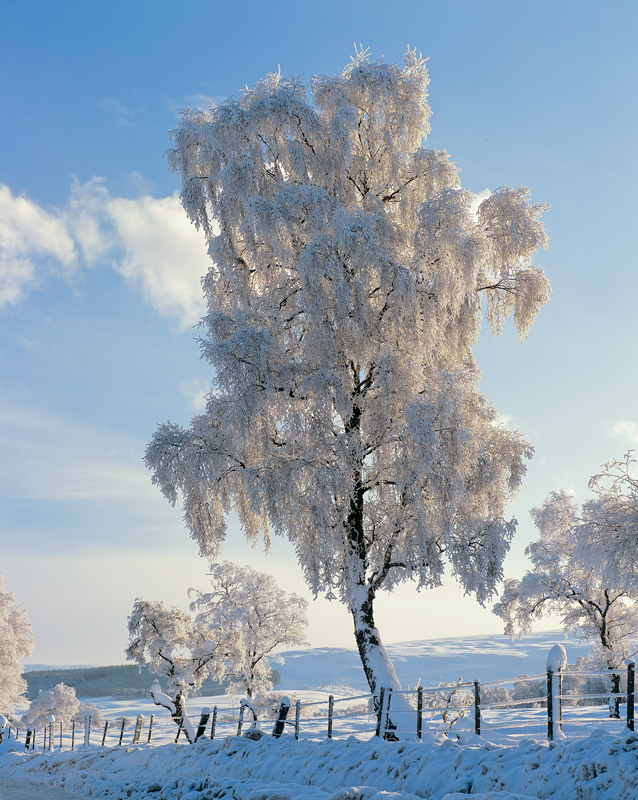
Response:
[1, 1, 637, 665]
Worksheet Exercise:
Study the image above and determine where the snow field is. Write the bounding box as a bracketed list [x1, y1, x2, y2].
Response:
[4, 723, 638, 799]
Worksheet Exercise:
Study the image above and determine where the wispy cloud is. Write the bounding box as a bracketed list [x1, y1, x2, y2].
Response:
[163, 93, 226, 118]
[99, 97, 138, 126]
[0, 403, 154, 502]
[180, 379, 208, 411]
[609, 420, 638, 446]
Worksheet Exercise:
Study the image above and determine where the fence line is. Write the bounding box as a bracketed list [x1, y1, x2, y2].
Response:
[2, 657, 635, 749]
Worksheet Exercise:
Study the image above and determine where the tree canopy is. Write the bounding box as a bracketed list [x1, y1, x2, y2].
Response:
[0, 572, 34, 717]
[146, 48, 550, 705]
[494, 490, 638, 671]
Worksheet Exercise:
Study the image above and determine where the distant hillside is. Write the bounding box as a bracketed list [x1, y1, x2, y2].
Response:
[23, 664, 229, 701]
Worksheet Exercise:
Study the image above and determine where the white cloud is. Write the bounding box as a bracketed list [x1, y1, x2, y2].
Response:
[470, 188, 492, 217]
[609, 420, 638, 445]
[107, 194, 208, 327]
[0, 184, 77, 306]
[0, 180, 209, 327]
[180, 379, 209, 411]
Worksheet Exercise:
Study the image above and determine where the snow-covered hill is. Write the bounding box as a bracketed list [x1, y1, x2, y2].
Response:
[276, 629, 591, 692]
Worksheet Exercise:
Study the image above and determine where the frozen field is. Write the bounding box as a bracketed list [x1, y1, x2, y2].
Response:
[3, 630, 636, 799]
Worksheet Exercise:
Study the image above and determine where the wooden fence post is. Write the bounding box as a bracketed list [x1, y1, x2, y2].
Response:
[101, 721, 109, 746]
[236, 703, 245, 737]
[195, 709, 210, 741]
[294, 700, 300, 741]
[71, 720, 75, 751]
[474, 681, 481, 736]
[610, 671, 622, 719]
[546, 668, 554, 741]
[84, 713, 91, 747]
[147, 714, 154, 744]
[118, 718, 126, 746]
[59, 722, 63, 750]
[209, 707, 217, 741]
[375, 688, 385, 738]
[327, 695, 334, 739]
[272, 698, 290, 738]
[416, 687, 423, 740]
[627, 661, 635, 731]
[133, 715, 144, 744]
[175, 717, 185, 743]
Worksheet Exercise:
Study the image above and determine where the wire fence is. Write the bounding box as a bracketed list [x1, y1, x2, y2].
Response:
[2, 658, 636, 750]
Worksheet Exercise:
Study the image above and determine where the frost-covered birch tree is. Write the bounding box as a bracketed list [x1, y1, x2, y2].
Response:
[190, 562, 308, 697]
[126, 599, 228, 740]
[0, 572, 34, 716]
[493, 491, 638, 671]
[145, 49, 550, 706]
[575, 452, 638, 592]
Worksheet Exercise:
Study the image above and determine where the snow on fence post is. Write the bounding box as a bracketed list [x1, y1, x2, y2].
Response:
[416, 687, 423, 740]
[48, 715, 55, 751]
[174, 717, 185, 743]
[24, 728, 32, 750]
[71, 720, 75, 751]
[84, 713, 91, 747]
[59, 721, 63, 750]
[236, 703, 245, 737]
[101, 721, 109, 746]
[627, 661, 635, 731]
[209, 707, 217, 741]
[195, 708, 210, 741]
[474, 681, 481, 736]
[327, 695, 334, 739]
[272, 697, 290, 738]
[147, 714, 154, 744]
[294, 700, 300, 740]
[546, 644, 567, 741]
[133, 714, 144, 744]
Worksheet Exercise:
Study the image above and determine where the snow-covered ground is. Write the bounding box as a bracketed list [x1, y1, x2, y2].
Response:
[2, 630, 635, 799]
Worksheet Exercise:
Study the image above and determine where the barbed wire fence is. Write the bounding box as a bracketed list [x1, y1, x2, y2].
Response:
[2, 655, 635, 750]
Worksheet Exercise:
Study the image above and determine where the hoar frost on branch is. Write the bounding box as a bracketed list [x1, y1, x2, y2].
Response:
[189, 561, 308, 698]
[21, 683, 103, 730]
[493, 490, 638, 671]
[575, 452, 638, 593]
[0, 572, 34, 717]
[145, 48, 550, 718]
[126, 563, 307, 739]
[126, 598, 227, 741]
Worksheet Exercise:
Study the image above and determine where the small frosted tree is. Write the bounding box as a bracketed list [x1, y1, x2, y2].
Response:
[494, 490, 638, 670]
[0, 573, 34, 717]
[190, 562, 308, 697]
[145, 48, 550, 713]
[126, 599, 228, 740]
[576, 452, 638, 592]
[21, 683, 102, 730]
